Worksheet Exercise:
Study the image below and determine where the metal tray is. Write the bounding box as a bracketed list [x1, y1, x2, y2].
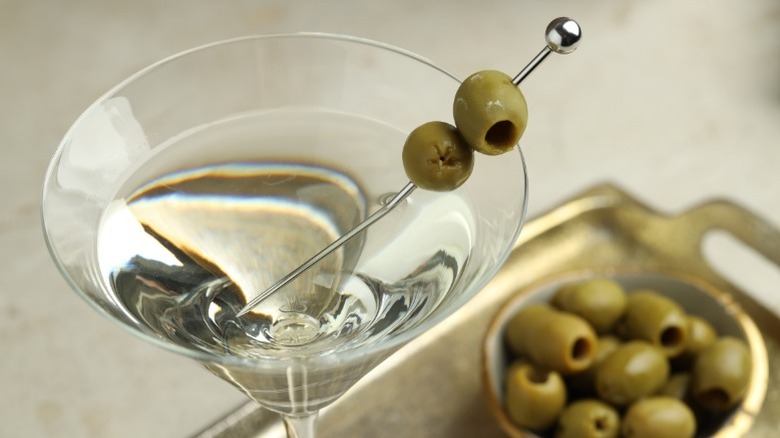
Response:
[195, 184, 780, 437]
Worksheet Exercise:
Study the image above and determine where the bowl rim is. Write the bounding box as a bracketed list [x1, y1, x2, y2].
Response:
[480, 265, 768, 438]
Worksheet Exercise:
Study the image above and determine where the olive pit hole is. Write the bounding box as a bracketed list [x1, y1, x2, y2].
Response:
[484, 120, 518, 148]
[594, 415, 609, 431]
[660, 326, 684, 348]
[526, 368, 550, 384]
[571, 337, 592, 362]
[699, 387, 731, 410]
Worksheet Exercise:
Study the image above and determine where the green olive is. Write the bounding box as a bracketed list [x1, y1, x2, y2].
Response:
[452, 70, 528, 155]
[685, 315, 717, 356]
[505, 361, 567, 432]
[567, 335, 621, 395]
[595, 341, 669, 406]
[401, 121, 474, 191]
[621, 396, 696, 438]
[671, 315, 719, 369]
[505, 303, 597, 374]
[555, 399, 620, 438]
[691, 336, 752, 412]
[623, 290, 689, 357]
[552, 278, 628, 334]
[658, 372, 691, 401]
[505, 303, 554, 357]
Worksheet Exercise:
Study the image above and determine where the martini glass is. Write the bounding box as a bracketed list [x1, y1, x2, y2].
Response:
[42, 34, 528, 437]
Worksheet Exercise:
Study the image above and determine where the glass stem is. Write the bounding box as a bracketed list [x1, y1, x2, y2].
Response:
[283, 413, 318, 438]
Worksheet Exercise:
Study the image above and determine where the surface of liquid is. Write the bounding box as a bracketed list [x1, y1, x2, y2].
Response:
[97, 111, 475, 364]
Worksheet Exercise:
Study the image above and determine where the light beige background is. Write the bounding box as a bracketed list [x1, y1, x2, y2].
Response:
[2, 0, 779, 436]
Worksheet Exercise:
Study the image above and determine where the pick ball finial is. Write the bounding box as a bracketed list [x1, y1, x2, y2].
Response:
[545, 17, 581, 54]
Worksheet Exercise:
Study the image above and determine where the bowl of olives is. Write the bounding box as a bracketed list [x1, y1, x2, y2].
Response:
[482, 270, 766, 438]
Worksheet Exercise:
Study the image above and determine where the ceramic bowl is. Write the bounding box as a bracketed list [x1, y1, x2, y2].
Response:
[482, 269, 766, 437]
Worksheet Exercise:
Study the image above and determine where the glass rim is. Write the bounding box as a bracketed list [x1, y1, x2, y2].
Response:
[41, 32, 529, 370]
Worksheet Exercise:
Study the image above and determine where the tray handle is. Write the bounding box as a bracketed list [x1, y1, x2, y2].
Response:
[682, 199, 780, 266]
[677, 199, 780, 332]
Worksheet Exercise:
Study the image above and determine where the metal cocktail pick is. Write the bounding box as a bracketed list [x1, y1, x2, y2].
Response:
[236, 17, 582, 317]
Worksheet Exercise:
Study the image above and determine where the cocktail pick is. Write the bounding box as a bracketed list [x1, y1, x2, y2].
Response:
[237, 17, 582, 317]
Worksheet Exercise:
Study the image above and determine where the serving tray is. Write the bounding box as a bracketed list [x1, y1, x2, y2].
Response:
[195, 184, 780, 437]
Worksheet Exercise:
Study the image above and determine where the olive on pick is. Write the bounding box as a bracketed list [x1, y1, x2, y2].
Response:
[552, 278, 628, 334]
[621, 396, 696, 438]
[505, 361, 567, 432]
[555, 399, 620, 438]
[401, 121, 474, 191]
[452, 70, 528, 155]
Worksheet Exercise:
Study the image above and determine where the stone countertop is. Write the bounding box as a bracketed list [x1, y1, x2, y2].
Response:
[2, 0, 779, 436]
